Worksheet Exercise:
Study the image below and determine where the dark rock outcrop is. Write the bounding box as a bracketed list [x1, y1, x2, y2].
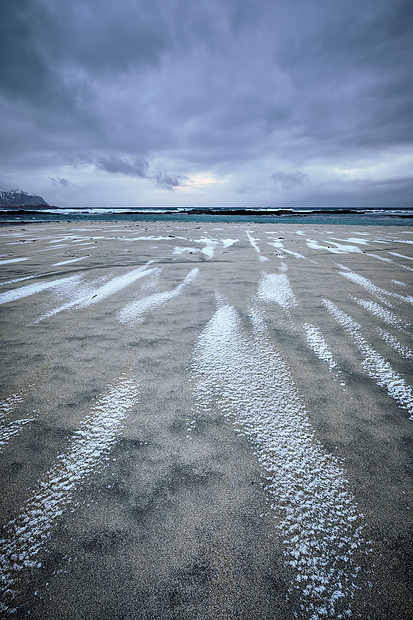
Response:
[0, 189, 49, 207]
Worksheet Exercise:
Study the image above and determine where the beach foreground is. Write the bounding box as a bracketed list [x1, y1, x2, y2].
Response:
[0, 221, 412, 619]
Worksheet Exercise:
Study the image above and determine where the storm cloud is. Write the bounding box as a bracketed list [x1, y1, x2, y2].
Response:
[0, 0, 411, 205]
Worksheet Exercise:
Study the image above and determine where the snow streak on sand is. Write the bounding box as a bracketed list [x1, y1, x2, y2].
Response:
[52, 256, 87, 267]
[329, 237, 369, 246]
[366, 252, 413, 271]
[339, 269, 413, 305]
[284, 248, 306, 259]
[376, 328, 413, 360]
[0, 258, 29, 266]
[118, 268, 199, 322]
[192, 304, 370, 619]
[389, 251, 413, 261]
[221, 238, 238, 248]
[365, 253, 393, 263]
[0, 373, 140, 616]
[0, 273, 57, 287]
[0, 393, 25, 421]
[258, 272, 298, 310]
[0, 276, 82, 305]
[306, 239, 362, 254]
[35, 263, 156, 322]
[173, 246, 198, 256]
[246, 231, 269, 262]
[0, 392, 36, 453]
[303, 324, 343, 383]
[350, 297, 409, 331]
[0, 419, 34, 454]
[194, 237, 219, 259]
[323, 300, 413, 420]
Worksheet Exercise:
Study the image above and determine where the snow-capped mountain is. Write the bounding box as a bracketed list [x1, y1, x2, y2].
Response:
[0, 189, 49, 207]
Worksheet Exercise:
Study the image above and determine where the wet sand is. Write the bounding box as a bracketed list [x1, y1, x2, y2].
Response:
[0, 221, 412, 619]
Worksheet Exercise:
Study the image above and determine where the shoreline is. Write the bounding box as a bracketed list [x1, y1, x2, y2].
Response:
[1, 206, 413, 228]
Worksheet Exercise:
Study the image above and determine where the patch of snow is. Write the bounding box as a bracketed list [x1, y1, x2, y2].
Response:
[303, 323, 341, 378]
[376, 328, 413, 360]
[323, 299, 413, 420]
[221, 238, 238, 248]
[0, 372, 140, 615]
[35, 263, 156, 322]
[0, 275, 83, 305]
[340, 269, 413, 306]
[258, 273, 298, 309]
[389, 252, 413, 261]
[0, 258, 29, 265]
[246, 231, 270, 262]
[191, 303, 371, 619]
[172, 246, 199, 255]
[52, 257, 87, 267]
[306, 239, 362, 254]
[118, 268, 199, 322]
[350, 296, 409, 331]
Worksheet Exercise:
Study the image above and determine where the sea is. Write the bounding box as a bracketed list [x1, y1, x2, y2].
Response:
[0, 205, 412, 226]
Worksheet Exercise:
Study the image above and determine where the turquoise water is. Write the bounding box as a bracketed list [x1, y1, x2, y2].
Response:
[1, 206, 412, 225]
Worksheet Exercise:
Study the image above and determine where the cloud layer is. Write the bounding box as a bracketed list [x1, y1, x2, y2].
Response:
[0, 0, 412, 205]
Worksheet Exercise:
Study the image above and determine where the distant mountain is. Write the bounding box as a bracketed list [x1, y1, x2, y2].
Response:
[0, 189, 49, 207]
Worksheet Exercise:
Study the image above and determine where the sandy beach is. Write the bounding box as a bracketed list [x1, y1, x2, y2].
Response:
[0, 220, 412, 619]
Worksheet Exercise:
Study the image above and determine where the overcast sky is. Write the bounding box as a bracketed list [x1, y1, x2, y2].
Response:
[0, 0, 412, 207]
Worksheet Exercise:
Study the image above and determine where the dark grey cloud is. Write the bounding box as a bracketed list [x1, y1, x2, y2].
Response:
[0, 0, 411, 205]
[152, 171, 188, 191]
[49, 177, 75, 187]
[271, 171, 309, 191]
[236, 185, 262, 196]
[95, 154, 187, 191]
[96, 155, 150, 178]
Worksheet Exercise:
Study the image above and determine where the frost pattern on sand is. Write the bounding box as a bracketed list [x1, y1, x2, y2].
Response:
[340, 269, 413, 305]
[376, 328, 413, 360]
[350, 297, 409, 331]
[173, 246, 198, 255]
[258, 272, 298, 309]
[323, 300, 413, 420]
[0, 373, 140, 616]
[267, 239, 296, 258]
[194, 237, 219, 259]
[52, 256, 87, 267]
[389, 251, 413, 261]
[268, 240, 284, 249]
[306, 239, 362, 254]
[365, 253, 393, 263]
[0, 258, 29, 266]
[35, 263, 155, 322]
[0, 390, 36, 452]
[192, 304, 370, 619]
[246, 231, 269, 262]
[303, 324, 343, 382]
[0, 419, 34, 454]
[329, 237, 369, 246]
[128, 235, 188, 241]
[0, 276, 83, 305]
[0, 272, 57, 288]
[0, 393, 25, 421]
[118, 268, 199, 322]
[221, 238, 238, 248]
[284, 248, 305, 259]
[366, 252, 413, 271]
